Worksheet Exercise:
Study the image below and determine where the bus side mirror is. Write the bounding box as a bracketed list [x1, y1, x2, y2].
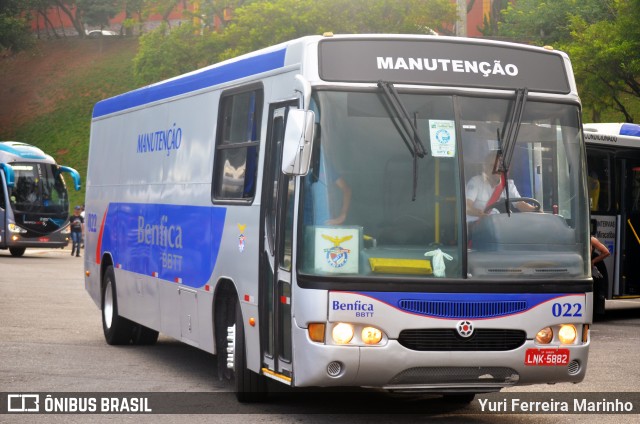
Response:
[59, 166, 81, 191]
[0, 163, 15, 188]
[282, 109, 315, 176]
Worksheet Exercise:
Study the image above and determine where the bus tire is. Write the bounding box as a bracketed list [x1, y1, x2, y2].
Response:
[9, 247, 26, 257]
[232, 298, 267, 402]
[101, 265, 135, 345]
[132, 323, 159, 345]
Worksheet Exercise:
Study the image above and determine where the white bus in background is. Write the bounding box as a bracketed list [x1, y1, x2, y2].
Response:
[0, 141, 81, 257]
[85, 34, 592, 402]
[584, 122, 640, 315]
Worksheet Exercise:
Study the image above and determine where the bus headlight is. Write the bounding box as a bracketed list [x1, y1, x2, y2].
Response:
[361, 326, 383, 345]
[535, 327, 553, 344]
[61, 225, 71, 234]
[8, 223, 27, 234]
[332, 323, 354, 344]
[558, 324, 577, 344]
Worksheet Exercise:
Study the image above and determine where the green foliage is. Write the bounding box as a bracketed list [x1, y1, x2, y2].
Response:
[133, 0, 455, 82]
[0, 13, 35, 53]
[496, 0, 640, 123]
[564, 0, 640, 122]
[133, 22, 214, 85]
[78, 0, 120, 28]
[498, 0, 611, 45]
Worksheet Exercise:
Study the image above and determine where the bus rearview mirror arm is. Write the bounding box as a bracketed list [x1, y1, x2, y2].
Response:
[59, 166, 82, 191]
[294, 74, 311, 111]
[282, 109, 315, 176]
[0, 163, 15, 188]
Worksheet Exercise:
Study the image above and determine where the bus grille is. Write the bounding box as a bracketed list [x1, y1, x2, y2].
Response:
[398, 300, 527, 318]
[398, 329, 526, 351]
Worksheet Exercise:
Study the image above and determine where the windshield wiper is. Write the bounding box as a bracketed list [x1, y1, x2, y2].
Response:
[377, 81, 428, 200]
[496, 87, 528, 215]
[378, 81, 427, 158]
[497, 87, 528, 173]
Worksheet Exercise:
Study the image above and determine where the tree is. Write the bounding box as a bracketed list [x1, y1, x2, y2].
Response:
[51, 1, 86, 36]
[133, 22, 210, 84]
[496, 0, 610, 45]
[566, 1, 640, 122]
[133, 0, 456, 84]
[0, 0, 35, 53]
[493, 0, 640, 122]
[79, 0, 119, 30]
[219, 0, 455, 59]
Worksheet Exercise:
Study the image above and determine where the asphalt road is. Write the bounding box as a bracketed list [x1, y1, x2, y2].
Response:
[1, 247, 639, 423]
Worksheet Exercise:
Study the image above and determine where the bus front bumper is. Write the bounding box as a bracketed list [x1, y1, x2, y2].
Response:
[290, 325, 589, 392]
[5, 232, 70, 249]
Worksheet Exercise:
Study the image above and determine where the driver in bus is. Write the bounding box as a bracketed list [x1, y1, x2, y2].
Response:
[466, 152, 537, 223]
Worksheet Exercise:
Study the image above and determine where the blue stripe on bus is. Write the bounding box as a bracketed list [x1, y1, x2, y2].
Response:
[353, 291, 573, 319]
[99, 203, 226, 288]
[92, 48, 287, 118]
[0, 142, 47, 160]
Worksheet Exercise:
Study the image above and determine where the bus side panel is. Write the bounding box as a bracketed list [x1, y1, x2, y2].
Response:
[86, 89, 225, 348]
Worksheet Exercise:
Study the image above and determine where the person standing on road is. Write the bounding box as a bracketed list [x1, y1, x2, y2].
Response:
[70, 205, 84, 257]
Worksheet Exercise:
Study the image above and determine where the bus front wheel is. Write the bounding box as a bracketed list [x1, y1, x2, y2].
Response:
[230, 298, 267, 402]
[9, 247, 25, 257]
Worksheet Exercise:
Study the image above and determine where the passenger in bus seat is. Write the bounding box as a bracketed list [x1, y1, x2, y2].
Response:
[304, 151, 351, 225]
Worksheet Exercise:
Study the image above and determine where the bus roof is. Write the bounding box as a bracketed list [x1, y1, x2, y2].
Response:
[92, 34, 575, 120]
[584, 123, 640, 148]
[0, 141, 50, 162]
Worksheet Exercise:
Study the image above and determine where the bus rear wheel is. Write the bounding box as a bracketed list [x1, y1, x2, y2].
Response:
[9, 247, 25, 257]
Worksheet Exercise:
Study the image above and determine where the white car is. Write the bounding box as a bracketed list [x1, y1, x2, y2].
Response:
[86, 30, 118, 38]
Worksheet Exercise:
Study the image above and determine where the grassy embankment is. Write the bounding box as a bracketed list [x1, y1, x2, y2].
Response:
[0, 38, 139, 209]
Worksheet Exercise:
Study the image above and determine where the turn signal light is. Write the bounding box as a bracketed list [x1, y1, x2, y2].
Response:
[308, 323, 325, 343]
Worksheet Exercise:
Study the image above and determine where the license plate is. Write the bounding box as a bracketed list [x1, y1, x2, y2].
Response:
[524, 348, 570, 366]
[39, 237, 49, 242]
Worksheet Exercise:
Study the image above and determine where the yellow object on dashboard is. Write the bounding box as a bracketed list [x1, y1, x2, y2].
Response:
[369, 258, 433, 275]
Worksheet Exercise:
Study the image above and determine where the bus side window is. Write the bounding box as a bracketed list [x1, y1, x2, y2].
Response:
[212, 85, 264, 202]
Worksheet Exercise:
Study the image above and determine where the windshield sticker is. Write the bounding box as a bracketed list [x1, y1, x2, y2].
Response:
[314, 227, 360, 273]
[429, 120, 456, 157]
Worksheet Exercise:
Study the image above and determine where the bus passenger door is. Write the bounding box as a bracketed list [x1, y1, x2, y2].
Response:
[622, 161, 640, 295]
[260, 102, 297, 382]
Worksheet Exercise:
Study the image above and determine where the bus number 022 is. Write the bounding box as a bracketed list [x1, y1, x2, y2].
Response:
[551, 302, 582, 317]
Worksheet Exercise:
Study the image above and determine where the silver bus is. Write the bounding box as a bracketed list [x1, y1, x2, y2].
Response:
[84, 34, 592, 402]
[584, 122, 640, 315]
[0, 141, 81, 257]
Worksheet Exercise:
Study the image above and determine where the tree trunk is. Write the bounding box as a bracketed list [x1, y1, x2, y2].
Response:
[53, 1, 86, 37]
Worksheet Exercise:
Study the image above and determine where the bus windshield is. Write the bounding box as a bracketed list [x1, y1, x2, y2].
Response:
[298, 90, 589, 281]
[9, 162, 69, 216]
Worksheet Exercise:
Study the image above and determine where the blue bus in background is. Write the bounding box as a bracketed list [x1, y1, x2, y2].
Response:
[0, 141, 81, 257]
